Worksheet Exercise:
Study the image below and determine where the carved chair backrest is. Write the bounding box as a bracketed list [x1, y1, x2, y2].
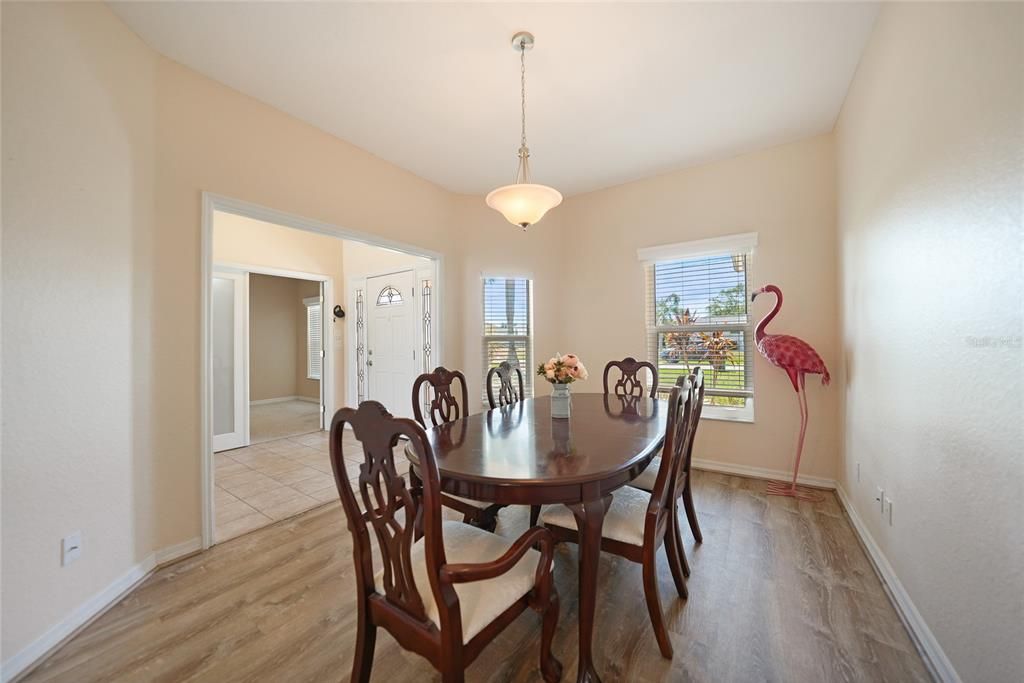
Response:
[648, 376, 695, 525]
[486, 361, 525, 409]
[329, 401, 446, 625]
[602, 357, 659, 398]
[412, 366, 469, 429]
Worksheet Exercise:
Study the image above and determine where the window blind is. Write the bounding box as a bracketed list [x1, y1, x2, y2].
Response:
[482, 277, 533, 402]
[306, 302, 322, 381]
[644, 252, 753, 407]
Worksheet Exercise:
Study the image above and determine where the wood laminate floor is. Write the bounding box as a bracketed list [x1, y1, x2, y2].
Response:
[20, 472, 931, 683]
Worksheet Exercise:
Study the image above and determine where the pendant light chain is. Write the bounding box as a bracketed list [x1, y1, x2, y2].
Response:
[515, 37, 531, 184]
[520, 40, 527, 151]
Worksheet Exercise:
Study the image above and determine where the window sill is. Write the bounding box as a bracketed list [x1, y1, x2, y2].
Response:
[702, 401, 754, 423]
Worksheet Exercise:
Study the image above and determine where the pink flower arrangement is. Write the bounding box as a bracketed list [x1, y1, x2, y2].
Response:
[537, 352, 589, 384]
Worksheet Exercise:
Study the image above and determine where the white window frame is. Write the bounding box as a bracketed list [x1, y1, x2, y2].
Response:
[638, 232, 758, 423]
[304, 296, 322, 381]
[481, 275, 534, 405]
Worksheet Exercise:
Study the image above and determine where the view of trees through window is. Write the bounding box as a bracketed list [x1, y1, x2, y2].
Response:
[483, 277, 533, 400]
[651, 254, 751, 407]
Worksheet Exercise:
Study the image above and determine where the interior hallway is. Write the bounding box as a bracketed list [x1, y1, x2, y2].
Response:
[248, 399, 320, 445]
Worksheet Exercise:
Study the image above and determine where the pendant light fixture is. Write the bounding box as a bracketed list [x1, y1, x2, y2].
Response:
[485, 32, 562, 230]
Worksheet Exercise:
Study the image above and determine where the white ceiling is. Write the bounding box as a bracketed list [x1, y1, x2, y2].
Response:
[110, 2, 878, 196]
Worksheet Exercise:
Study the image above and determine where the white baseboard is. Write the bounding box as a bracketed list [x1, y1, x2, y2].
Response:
[835, 485, 960, 683]
[1, 537, 203, 683]
[154, 536, 203, 566]
[250, 396, 319, 406]
[692, 457, 836, 490]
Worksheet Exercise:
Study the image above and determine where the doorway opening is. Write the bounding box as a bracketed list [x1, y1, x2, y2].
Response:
[203, 195, 442, 546]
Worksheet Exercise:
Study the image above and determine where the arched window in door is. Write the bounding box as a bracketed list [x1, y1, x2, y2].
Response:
[376, 285, 403, 306]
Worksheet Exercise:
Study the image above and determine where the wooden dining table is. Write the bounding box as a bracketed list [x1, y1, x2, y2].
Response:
[418, 393, 667, 683]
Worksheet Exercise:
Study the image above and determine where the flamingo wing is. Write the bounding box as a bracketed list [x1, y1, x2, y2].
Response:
[757, 334, 831, 385]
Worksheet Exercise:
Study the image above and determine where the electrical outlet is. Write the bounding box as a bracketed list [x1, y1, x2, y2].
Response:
[875, 487, 885, 514]
[886, 497, 894, 526]
[62, 532, 82, 566]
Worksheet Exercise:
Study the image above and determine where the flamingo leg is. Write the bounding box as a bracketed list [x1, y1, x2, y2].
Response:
[768, 373, 822, 502]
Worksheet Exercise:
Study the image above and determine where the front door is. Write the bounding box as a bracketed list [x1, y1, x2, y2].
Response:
[366, 270, 417, 418]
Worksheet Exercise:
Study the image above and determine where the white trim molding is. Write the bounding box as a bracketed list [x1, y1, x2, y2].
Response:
[0, 538, 201, 683]
[637, 231, 759, 263]
[692, 457, 836, 490]
[835, 486, 961, 683]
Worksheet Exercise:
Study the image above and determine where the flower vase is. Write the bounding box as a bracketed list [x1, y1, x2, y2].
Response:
[551, 383, 571, 419]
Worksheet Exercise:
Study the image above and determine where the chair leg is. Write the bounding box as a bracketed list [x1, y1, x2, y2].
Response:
[682, 479, 703, 544]
[539, 591, 564, 682]
[664, 522, 689, 600]
[642, 550, 674, 659]
[351, 613, 377, 683]
[672, 502, 691, 578]
[530, 505, 541, 527]
[465, 504, 501, 533]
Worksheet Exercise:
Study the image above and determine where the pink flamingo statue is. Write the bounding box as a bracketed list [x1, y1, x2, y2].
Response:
[751, 284, 830, 501]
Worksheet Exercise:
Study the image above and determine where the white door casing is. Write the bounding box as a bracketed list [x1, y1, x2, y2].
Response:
[211, 270, 249, 451]
[365, 270, 417, 419]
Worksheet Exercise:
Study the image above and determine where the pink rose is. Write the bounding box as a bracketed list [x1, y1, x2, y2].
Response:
[577, 363, 589, 380]
[543, 361, 555, 373]
[545, 369, 555, 380]
[562, 354, 579, 368]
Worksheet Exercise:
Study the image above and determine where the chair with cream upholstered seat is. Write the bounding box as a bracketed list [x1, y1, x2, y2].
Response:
[631, 368, 706, 557]
[602, 356, 659, 398]
[411, 366, 502, 531]
[330, 400, 562, 683]
[540, 377, 697, 659]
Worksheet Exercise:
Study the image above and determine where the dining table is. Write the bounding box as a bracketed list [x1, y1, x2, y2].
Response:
[417, 393, 667, 683]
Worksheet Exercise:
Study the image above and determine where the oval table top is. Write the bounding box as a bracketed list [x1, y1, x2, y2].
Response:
[417, 394, 667, 505]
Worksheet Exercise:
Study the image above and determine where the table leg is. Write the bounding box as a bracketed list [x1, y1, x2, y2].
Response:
[568, 495, 611, 683]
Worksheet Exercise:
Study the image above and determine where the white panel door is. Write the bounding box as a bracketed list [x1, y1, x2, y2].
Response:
[366, 270, 417, 419]
[212, 271, 248, 451]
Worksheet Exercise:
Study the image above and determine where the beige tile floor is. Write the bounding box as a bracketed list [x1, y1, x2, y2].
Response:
[249, 398, 321, 444]
[214, 429, 410, 542]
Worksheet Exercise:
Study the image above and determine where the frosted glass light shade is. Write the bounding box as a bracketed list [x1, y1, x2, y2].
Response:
[485, 183, 563, 229]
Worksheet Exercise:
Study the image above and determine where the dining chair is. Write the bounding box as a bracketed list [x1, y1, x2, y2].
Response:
[602, 357, 659, 398]
[412, 366, 502, 531]
[484, 362, 543, 527]
[330, 401, 562, 683]
[486, 361, 525, 409]
[630, 368, 705, 554]
[540, 377, 696, 659]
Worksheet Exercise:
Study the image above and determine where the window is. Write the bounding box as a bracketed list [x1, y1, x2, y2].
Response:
[304, 296, 322, 380]
[482, 277, 533, 402]
[376, 285, 403, 306]
[639, 233, 757, 421]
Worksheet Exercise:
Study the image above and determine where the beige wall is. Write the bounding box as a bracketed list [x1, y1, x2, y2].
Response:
[452, 196, 568, 404]
[1, 1, 462, 665]
[152, 52, 462, 556]
[1, 0, 158, 662]
[213, 212, 341, 404]
[558, 135, 840, 480]
[247, 274, 319, 402]
[835, 4, 1023, 681]
[341, 239, 433, 279]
